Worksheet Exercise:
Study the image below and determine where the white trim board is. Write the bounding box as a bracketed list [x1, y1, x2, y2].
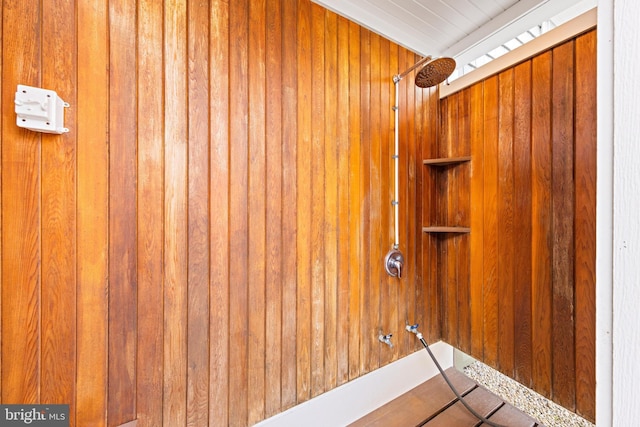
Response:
[440, 7, 597, 99]
[255, 341, 454, 427]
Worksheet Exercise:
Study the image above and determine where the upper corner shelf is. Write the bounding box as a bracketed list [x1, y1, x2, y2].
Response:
[423, 226, 471, 234]
[423, 156, 471, 166]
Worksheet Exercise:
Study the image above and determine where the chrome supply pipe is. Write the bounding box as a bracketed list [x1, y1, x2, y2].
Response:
[392, 76, 400, 249]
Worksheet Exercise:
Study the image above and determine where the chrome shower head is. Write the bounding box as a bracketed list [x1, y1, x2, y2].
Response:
[414, 57, 456, 88]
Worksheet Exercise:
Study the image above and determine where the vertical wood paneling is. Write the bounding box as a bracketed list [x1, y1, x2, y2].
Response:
[295, 0, 312, 403]
[406, 50, 419, 354]
[551, 40, 576, 410]
[358, 28, 372, 375]
[0, 1, 470, 426]
[379, 36, 396, 366]
[2, 0, 41, 405]
[265, 0, 283, 417]
[41, 0, 77, 417]
[368, 32, 382, 373]
[163, 0, 189, 424]
[482, 75, 499, 368]
[425, 80, 440, 343]
[309, 4, 326, 398]
[307, 5, 327, 397]
[457, 88, 471, 355]
[187, 0, 211, 424]
[347, 20, 362, 381]
[438, 31, 596, 421]
[336, 15, 351, 386]
[76, 0, 109, 423]
[209, 1, 230, 424]
[469, 81, 484, 359]
[108, 0, 138, 422]
[531, 50, 553, 398]
[229, 0, 250, 423]
[442, 96, 458, 345]
[405, 51, 418, 354]
[497, 68, 514, 377]
[513, 60, 533, 388]
[280, 0, 298, 410]
[248, 0, 267, 422]
[323, 9, 339, 390]
[136, 1, 164, 426]
[574, 30, 597, 422]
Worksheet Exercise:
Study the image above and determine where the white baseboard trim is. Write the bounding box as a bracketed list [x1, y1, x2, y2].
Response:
[255, 341, 454, 427]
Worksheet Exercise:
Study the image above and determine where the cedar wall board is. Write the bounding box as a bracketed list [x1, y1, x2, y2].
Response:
[0, 0, 595, 425]
[433, 29, 596, 422]
[0, 0, 437, 425]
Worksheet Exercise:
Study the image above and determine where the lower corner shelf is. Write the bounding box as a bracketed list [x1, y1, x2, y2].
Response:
[423, 226, 471, 234]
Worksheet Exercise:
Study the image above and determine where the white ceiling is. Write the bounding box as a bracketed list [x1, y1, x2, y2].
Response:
[312, 0, 596, 71]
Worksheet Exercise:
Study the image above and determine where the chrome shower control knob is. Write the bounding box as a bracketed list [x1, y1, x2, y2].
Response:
[385, 248, 405, 278]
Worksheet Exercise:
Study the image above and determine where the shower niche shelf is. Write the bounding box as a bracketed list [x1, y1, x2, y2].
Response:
[422, 156, 471, 166]
[423, 156, 471, 234]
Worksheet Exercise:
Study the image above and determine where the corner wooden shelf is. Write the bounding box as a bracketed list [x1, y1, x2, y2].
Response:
[423, 226, 471, 234]
[423, 156, 471, 166]
[423, 156, 471, 232]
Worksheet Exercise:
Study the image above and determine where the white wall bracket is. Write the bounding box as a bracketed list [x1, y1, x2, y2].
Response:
[15, 84, 69, 134]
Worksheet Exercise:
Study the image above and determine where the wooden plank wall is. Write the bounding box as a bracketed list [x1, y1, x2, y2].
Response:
[434, 29, 597, 422]
[0, 1, 438, 426]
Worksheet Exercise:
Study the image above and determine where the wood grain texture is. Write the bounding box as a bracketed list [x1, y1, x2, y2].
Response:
[41, 0, 77, 420]
[368, 31, 382, 374]
[229, 0, 250, 424]
[2, 1, 567, 425]
[358, 28, 372, 375]
[136, 1, 165, 426]
[437, 32, 596, 420]
[309, 4, 326, 398]
[209, 1, 230, 424]
[323, 8, 339, 390]
[76, 0, 109, 424]
[497, 68, 515, 377]
[405, 49, 420, 354]
[265, 0, 284, 416]
[457, 88, 471, 355]
[108, 0, 138, 422]
[280, 0, 298, 410]
[163, 0, 189, 425]
[1, 0, 41, 405]
[531, 50, 553, 398]
[482, 75, 499, 368]
[336, 14, 351, 386]
[440, 97, 456, 345]
[425, 80, 440, 343]
[347, 19, 362, 381]
[513, 60, 533, 388]
[551, 40, 576, 411]
[248, 0, 267, 422]
[469, 82, 485, 359]
[379, 36, 396, 367]
[296, 0, 312, 404]
[187, 0, 211, 424]
[574, 30, 596, 422]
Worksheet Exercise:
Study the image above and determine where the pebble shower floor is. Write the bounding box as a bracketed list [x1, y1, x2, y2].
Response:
[463, 361, 595, 427]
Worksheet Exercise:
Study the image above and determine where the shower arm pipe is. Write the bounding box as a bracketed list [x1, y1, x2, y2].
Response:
[393, 55, 432, 83]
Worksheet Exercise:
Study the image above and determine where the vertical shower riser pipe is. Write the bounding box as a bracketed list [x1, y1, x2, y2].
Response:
[392, 75, 400, 249]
